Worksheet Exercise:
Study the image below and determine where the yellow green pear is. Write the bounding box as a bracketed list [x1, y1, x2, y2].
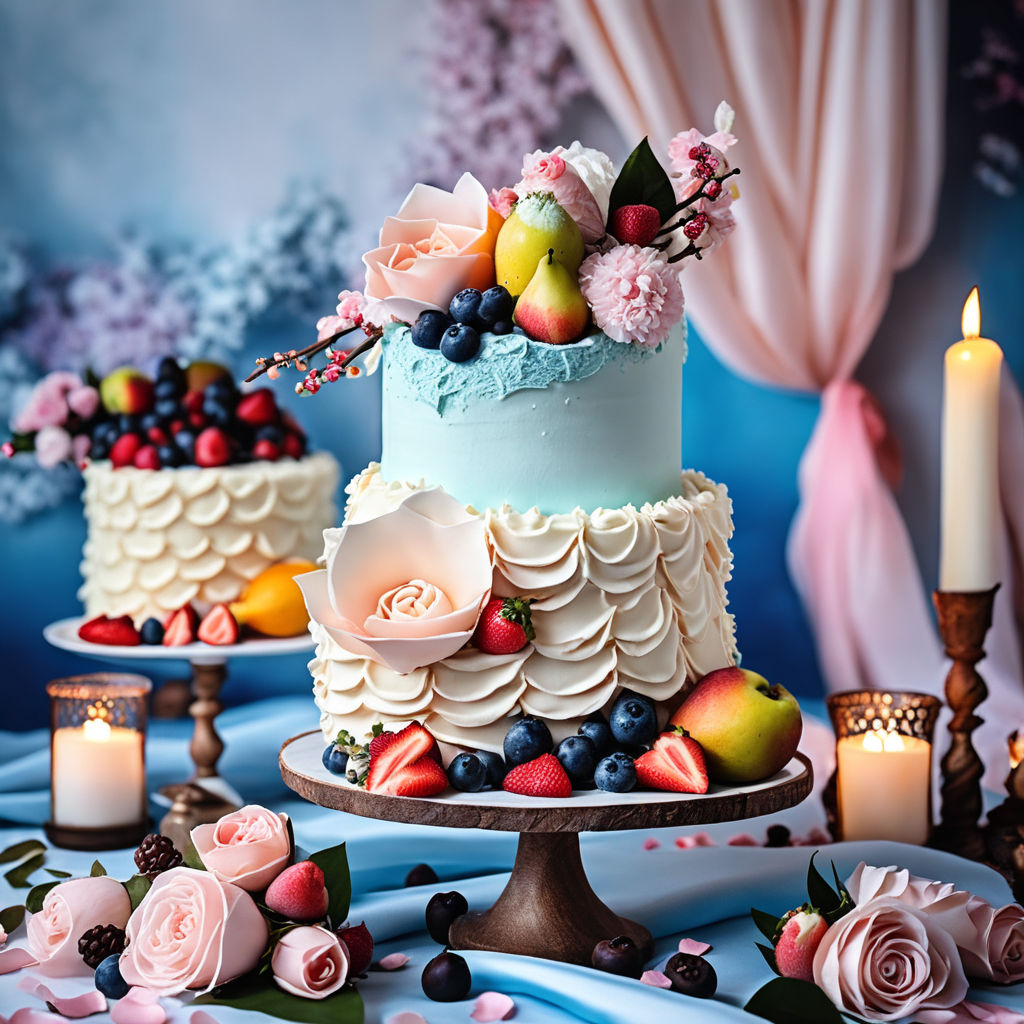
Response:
[513, 249, 589, 345]
[495, 191, 584, 295]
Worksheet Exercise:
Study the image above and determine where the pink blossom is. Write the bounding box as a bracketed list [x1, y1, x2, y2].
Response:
[523, 151, 566, 181]
[66, 385, 99, 419]
[334, 289, 364, 324]
[516, 150, 605, 242]
[489, 188, 519, 219]
[673, 179, 737, 252]
[1, 442, 13, 458]
[317, 315, 347, 343]
[33, 425, 73, 468]
[322, 364, 341, 383]
[668, 127, 737, 178]
[11, 373, 77, 432]
[579, 245, 684, 348]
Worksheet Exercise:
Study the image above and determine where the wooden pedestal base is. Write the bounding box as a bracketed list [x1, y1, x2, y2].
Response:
[449, 831, 653, 965]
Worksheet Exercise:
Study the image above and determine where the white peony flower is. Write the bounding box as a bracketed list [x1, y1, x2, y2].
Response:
[553, 141, 617, 222]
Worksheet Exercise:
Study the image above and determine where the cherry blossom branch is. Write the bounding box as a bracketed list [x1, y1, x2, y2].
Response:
[245, 324, 380, 383]
[657, 168, 741, 236]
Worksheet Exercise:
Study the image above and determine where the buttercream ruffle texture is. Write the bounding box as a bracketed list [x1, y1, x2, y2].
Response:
[79, 453, 339, 622]
[312, 463, 737, 752]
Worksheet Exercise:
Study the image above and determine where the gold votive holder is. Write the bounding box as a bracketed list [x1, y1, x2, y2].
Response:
[44, 674, 152, 850]
[825, 690, 941, 845]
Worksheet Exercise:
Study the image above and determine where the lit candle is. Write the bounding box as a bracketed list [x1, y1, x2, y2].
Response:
[939, 287, 1002, 591]
[52, 713, 146, 828]
[836, 730, 931, 844]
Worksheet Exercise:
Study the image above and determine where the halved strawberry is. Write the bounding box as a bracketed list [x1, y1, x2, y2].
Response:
[162, 604, 198, 631]
[163, 606, 197, 646]
[366, 722, 445, 796]
[78, 615, 140, 646]
[378, 758, 448, 797]
[634, 728, 709, 794]
[502, 753, 572, 798]
[197, 603, 239, 645]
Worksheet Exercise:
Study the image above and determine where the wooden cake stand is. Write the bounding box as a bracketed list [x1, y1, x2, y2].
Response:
[280, 729, 813, 966]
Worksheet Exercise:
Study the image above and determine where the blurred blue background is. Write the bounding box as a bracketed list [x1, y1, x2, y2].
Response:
[1, 1, 1020, 727]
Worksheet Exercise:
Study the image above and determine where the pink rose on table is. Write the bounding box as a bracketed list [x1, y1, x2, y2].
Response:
[362, 172, 502, 325]
[813, 897, 968, 1022]
[516, 149, 605, 242]
[959, 900, 1024, 984]
[26, 876, 131, 975]
[190, 804, 291, 892]
[296, 489, 492, 675]
[271, 925, 349, 1000]
[119, 867, 267, 996]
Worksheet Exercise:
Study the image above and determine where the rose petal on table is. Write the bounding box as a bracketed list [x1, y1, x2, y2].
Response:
[727, 833, 758, 846]
[377, 953, 411, 970]
[16, 977, 107, 1018]
[917, 1000, 1024, 1023]
[642, 838, 661, 851]
[640, 970, 672, 988]
[471, 992, 516, 1021]
[3, 1009, 73, 1024]
[190, 1013, 220, 1024]
[0, 949, 38, 975]
[675, 832, 715, 849]
[385, 1013, 430, 1024]
[677, 938, 712, 956]
[110, 988, 166, 1024]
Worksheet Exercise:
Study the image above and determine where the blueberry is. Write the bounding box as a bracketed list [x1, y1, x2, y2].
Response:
[139, 618, 165, 645]
[205, 377, 237, 400]
[447, 752, 488, 792]
[118, 414, 139, 434]
[411, 310, 453, 349]
[157, 444, 182, 467]
[156, 356, 185, 384]
[154, 377, 182, 401]
[440, 324, 481, 363]
[474, 749, 507, 788]
[93, 420, 118, 444]
[203, 395, 234, 425]
[140, 412, 163, 431]
[579, 712, 615, 757]
[425, 891, 469, 945]
[154, 397, 181, 421]
[556, 734, 597, 784]
[594, 752, 637, 793]
[503, 715, 553, 766]
[421, 950, 472, 1002]
[491, 319, 515, 335]
[477, 286, 515, 326]
[174, 429, 195, 460]
[322, 743, 349, 776]
[89, 439, 109, 460]
[256, 424, 283, 445]
[448, 288, 483, 326]
[94, 953, 130, 1000]
[609, 691, 658, 746]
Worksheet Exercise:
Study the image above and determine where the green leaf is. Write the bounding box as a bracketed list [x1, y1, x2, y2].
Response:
[184, 838, 206, 871]
[5, 852, 45, 888]
[607, 136, 677, 226]
[194, 974, 363, 1024]
[309, 843, 350, 930]
[745, 977, 845, 1024]
[751, 906, 784, 943]
[45, 869, 72, 879]
[807, 852, 840, 914]
[0, 840, 45, 865]
[123, 874, 152, 911]
[25, 880, 59, 913]
[0, 905, 25, 935]
[90, 860, 107, 877]
[754, 942, 780, 976]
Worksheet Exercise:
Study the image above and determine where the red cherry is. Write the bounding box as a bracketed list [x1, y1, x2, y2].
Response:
[194, 427, 232, 468]
[109, 433, 142, 468]
[133, 444, 161, 470]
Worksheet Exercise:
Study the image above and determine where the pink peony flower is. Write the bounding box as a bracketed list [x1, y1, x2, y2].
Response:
[579, 245, 684, 348]
[296, 488, 492, 674]
[66, 385, 100, 420]
[813, 897, 969, 1021]
[516, 149, 605, 242]
[362, 173, 502, 325]
[190, 804, 291, 892]
[489, 187, 519, 219]
[12, 375, 74, 433]
[119, 867, 267, 996]
[271, 925, 349, 1000]
[27, 876, 131, 975]
[33, 425, 73, 468]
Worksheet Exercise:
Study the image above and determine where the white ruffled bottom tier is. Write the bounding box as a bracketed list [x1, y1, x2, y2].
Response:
[311, 463, 738, 753]
[79, 452, 339, 623]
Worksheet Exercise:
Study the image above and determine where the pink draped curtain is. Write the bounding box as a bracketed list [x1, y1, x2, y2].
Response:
[558, 0, 1024, 783]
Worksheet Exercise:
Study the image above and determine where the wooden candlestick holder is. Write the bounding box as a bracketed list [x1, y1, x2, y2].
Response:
[931, 585, 999, 860]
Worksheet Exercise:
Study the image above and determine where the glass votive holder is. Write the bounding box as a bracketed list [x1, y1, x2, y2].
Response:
[44, 673, 152, 850]
[826, 690, 942, 845]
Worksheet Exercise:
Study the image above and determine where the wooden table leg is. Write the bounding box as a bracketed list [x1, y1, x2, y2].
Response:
[449, 831, 653, 966]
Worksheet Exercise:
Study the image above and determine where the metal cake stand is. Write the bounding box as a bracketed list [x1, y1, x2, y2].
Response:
[279, 729, 813, 965]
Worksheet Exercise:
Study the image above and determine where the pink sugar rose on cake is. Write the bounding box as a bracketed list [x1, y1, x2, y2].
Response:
[190, 804, 291, 892]
[271, 925, 349, 1000]
[362, 172, 502, 325]
[26, 876, 131, 975]
[119, 867, 267, 996]
[296, 488, 492, 675]
[515, 149, 605, 242]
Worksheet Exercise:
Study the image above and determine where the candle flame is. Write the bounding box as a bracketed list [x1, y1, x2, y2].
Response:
[861, 729, 905, 753]
[962, 286, 981, 339]
[83, 718, 111, 742]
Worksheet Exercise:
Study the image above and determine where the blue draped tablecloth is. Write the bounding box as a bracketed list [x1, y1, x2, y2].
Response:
[1, 697, 1021, 1023]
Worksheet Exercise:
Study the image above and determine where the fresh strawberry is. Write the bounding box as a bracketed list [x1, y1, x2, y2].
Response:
[182, 390, 205, 415]
[78, 615, 140, 646]
[336, 922, 373, 975]
[282, 432, 305, 459]
[197, 603, 239, 645]
[188, 410, 207, 430]
[146, 426, 170, 446]
[473, 597, 534, 655]
[774, 910, 827, 982]
[380, 757, 448, 797]
[610, 204, 662, 247]
[502, 753, 572, 798]
[368, 728, 397, 760]
[366, 722, 447, 796]
[162, 604, 198, 631]
[252, 439, 280, 462]
[169, 419, 187, 435]
[264, 861, 329, 922]
[163, 606, 197, 646]
[236, 388, 279, 426]
[133, 444, 161, 470]
[194, 427, 232, 468]
[109, 433, 142, 468]
[634, 728, 709, 794]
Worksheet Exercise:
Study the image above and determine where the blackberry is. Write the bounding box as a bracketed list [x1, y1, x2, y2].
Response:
[134, 832, 183, 879]
[78, 923, 126, 969]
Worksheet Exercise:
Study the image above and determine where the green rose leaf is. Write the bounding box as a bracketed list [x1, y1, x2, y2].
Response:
[194, 974, 363, 1024]
[745, 977, 845, 1024]
[5, 852, 45, 889]
[0, 905, 26, 935]
[25, 880, 60, 913]
[45, 869, 72, 879]
[308, 843, 350, 930]
[90, 860, 107, 877]
[184, 838, 206, 871]
[123, 874, 152, 911]
[0, 840, 45, 865]
[607, 136, 676, 227]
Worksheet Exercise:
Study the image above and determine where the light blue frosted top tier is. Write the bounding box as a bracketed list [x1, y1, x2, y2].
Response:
[380, 322, 686, 514]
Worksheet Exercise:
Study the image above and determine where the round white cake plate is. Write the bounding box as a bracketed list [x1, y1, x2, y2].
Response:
[280, 729, 813, 966]
[45, 617, 313, 838]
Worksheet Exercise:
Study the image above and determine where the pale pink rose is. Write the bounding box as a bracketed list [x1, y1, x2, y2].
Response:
[119, 867, 267, 996]
[489, 187, 519, 219]
[32, 425, 74, 469]
[296, 489, 492, 674]
[516, 149, 605, 242]
[66, 385, 100, 419]
[271, 925, 348, 1000]
[813, 897, 969, 1021]
[190, 804, 291, 892]
[522, 151, 566, 181]
[362, 172, 502, 325]
[960, 899, 1024, 984]
[27, 876, 131, 975]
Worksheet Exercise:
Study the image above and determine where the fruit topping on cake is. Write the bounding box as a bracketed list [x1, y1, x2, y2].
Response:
[502, 715, 553, 766]
[608, 691, 659, 747]
[594, 752, 638, 793]
[196, 603, 240, 646]
[633, 727, 709, 795]
[555, 735, 598, 786]
[502, 752, 572, 798]
[162, 605, 197, 647]
[77, 615, 140, 646]
[365, 722, 448, 797]
[473, 597, 534, 655]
